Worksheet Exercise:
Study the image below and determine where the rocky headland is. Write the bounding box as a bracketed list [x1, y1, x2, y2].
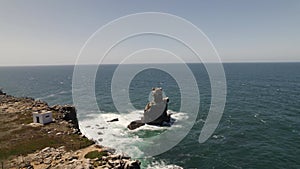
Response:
[0, 89, 141, 169]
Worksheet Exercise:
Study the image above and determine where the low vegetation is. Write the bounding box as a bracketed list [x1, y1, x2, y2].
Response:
[84, 150, 108, 159]
[0, 95, 94, 161]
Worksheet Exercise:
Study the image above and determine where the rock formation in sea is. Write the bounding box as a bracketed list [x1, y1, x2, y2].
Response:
[128, 87, 171, 130]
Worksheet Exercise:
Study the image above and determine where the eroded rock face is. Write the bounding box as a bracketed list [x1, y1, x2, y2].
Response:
[50, 105, 80, 131]
[128, 88, 171, 130]
[143, 88, 170, 125]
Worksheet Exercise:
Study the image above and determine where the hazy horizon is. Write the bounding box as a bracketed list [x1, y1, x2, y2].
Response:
[1, 1, 299, 66]
[1, 61, 300, 67]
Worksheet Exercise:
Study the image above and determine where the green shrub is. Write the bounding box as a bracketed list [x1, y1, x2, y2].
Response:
[84, 150, 107, 159]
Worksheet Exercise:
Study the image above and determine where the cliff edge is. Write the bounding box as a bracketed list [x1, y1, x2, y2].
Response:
[0, 90, 141, 169]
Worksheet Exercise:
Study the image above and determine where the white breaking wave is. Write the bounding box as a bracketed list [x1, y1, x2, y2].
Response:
[147, 160, 183, 169]
[79, 110, 189, 161]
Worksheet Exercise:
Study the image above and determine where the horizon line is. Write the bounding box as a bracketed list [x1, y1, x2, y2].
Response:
[0, 61, 300, 67]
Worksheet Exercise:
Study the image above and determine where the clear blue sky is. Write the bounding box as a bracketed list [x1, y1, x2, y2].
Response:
[0, 0, 299, 66]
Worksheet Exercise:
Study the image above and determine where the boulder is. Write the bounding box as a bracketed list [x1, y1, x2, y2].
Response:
[127, 120, 145, 130]
[107, 118, 119, 122]
[0, 88, 6, 95]
[124, 160, 141, 169]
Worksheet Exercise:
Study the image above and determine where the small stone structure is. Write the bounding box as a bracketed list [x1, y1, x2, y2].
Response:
[33, 111, 53, 124]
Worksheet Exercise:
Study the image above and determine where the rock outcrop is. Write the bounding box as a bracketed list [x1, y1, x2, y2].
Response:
[7, 145, 141, 169]
[0, 88, 6, 95]
[107, 118, 119, 122]
[50, 104, 80, 131]
[127, 120, 145, 130]
[128, 88, 171, 130]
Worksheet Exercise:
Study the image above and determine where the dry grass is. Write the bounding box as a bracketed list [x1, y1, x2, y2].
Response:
[0, 100, 94, 161]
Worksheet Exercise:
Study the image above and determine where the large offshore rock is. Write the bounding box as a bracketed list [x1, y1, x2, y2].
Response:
[143, 99, 170, 125]
[128, 88, 171, 130]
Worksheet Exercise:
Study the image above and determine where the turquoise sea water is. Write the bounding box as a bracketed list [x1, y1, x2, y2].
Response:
[0, 63, 299, 168]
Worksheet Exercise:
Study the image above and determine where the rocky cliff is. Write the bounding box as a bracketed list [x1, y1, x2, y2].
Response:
[0, 90, 141, 169]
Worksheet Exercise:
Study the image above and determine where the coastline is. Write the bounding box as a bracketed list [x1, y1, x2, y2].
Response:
[0, 90, 141, 169]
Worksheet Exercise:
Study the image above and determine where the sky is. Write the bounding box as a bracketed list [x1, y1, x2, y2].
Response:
[0, 0, 299, 66]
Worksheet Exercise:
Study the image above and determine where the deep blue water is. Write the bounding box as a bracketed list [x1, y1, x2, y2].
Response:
[0, 63, 299, 169]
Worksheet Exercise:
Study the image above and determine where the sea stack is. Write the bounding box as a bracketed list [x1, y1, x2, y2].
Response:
[127, 87, 171, 130]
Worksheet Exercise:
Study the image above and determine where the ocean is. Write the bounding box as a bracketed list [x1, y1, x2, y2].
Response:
[0, 63, 299, 169]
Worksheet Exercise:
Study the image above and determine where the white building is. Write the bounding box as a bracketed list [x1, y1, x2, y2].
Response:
[32, 111, 53, 124]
